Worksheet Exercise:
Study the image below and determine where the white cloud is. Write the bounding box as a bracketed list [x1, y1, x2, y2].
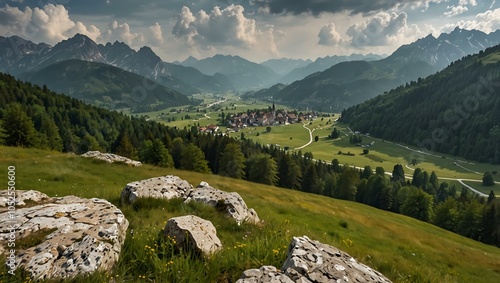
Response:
[346, 12, 423, 47]
[444, 6, 468, 17]
[441, 8, 500, 32]
[172, 5, 283, 56]
[148, 22, 164, 46]
[459, 0, 477, 6]
[102, 21, 144, 46]
[317, 23, 344, 46]
[0, 4, 100, 43]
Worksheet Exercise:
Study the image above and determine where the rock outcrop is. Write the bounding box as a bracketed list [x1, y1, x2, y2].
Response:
[0, 190, 49, 207]
[185, 182, 260, 225]
[237, 236, 392, 283]
[121, 176, 260, 225]
[82, 151, 142, 166]
[0, 191, 129, 281]
[163, 215, 222, 256]
[121, 175, 193, 204]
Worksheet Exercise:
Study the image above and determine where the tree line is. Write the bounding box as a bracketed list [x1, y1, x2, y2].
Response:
[0, 72, 498, 247]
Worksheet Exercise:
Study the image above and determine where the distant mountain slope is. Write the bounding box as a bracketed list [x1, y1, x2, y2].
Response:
[279, 53, 384, 84]
[98, 42, 233, 94]
[180, 54, 280, 90]
[268, 28, 500, 111]
[260, 58, 312, 76]
[19, 59, 191, 110]
[0, 34, 232, 95]
[241, 83, 287, 100]
[340, 44, 500, 164]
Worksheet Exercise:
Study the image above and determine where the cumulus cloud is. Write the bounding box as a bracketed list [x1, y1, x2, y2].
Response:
[441, 8, 500, 32]
[346, 12, 423, 47]
[102, 21, 144, 46]
[148, 22, 164, 46]
[252, 0, 444, 16]
[444, 6, 468, 17]
[458, 0, 477, 6]
[0, 4, 100, 43]
[172, 5, 283, 56]
[318, 23, 344, 46]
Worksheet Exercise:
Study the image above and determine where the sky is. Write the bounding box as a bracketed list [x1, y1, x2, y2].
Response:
[0, 0, 499, 63]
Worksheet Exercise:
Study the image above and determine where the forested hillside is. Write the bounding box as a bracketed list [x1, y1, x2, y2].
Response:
[19, 59, 191, 110]
[341, 44, 500, 164]
[0, 72, 498, 247]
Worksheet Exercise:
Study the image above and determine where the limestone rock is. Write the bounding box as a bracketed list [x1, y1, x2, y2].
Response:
[82, 151, 142, 166]
[163, 215, 222, 256]
[121, 175, 193, 204]
[0, 191, 129, 281]
[0, 190, 49, 208]
[184, 182, 260, 225]
[237, 236, 392, 283]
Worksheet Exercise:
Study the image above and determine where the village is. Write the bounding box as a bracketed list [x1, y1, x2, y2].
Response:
[198, 103, 320, 134]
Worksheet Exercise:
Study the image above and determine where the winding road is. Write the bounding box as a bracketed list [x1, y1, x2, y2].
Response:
[294, 123, 314, 150]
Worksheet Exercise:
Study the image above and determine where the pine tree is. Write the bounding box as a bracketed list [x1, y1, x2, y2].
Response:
[302, 162, 321, 194]
[219, 143, 246, 179]
[391, 164, 405, 184]
[79, 134, 102, 153]
[483, 172, 495, 186]
[0, 121, 7, 145]
[170, 137, 185, 169]
[336, 167, 359, 201]
[181, 144, 210, 173]
[2, 103, 37, 148]
[115, 132, 137, 159]
[139, 139, 174, 168]
[247, 154, 278, 186]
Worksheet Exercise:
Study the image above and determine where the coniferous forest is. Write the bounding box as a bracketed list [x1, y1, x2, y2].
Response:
[0, 71, 499, 247]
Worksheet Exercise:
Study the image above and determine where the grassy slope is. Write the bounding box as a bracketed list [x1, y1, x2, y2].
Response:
[1, 146, 500, 283]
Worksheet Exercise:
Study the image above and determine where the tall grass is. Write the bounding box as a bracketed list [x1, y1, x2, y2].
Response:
[1, 146, 500, 283]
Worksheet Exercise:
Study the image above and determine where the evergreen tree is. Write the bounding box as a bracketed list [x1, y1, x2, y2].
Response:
[336, 167, 359, 201]
[0, 121, 7, 145]
[483, 172, 495, 186]
[411, 168, 424, 188]
[331, 158, 340, 173]
[79, 134, 102, 153]
[278, 154, 302, 190]
[247, 154, 278, 186]
[391, 164, 405, 184]
[219, 143, 246, 179]
[181, 144, 210, 173]
[302, 162, 322, 194]
[375, 166, 385, 176]
[139, 139, 174, 168]
[457, 200, 483, 240]
[115, 132, 137, 159]
[170, 137, 185, 169]
[361, 165, 373, 179]
[401, 188, 434, 222]
[481, 202, 498, 245]
[432, 197, 459, 232]
[2, 103, 37, 148]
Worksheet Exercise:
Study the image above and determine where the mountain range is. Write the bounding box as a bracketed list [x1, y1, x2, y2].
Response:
[1, 28, 499, 111]
[19, 59, 191, 110]
[0, 34, 233, 96]
[246, 28, 500, 111]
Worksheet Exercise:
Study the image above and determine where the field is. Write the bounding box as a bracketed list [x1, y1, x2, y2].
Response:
[1, 146, 500, 283]
[131, 94, 499, 193]
[462, 180, 500, 195]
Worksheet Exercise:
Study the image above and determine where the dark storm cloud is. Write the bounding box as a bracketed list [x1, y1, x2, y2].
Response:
[253, 0, 431, 16]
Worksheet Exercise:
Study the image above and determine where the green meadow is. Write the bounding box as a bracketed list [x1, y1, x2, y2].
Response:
[1, 146, 500, 283]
